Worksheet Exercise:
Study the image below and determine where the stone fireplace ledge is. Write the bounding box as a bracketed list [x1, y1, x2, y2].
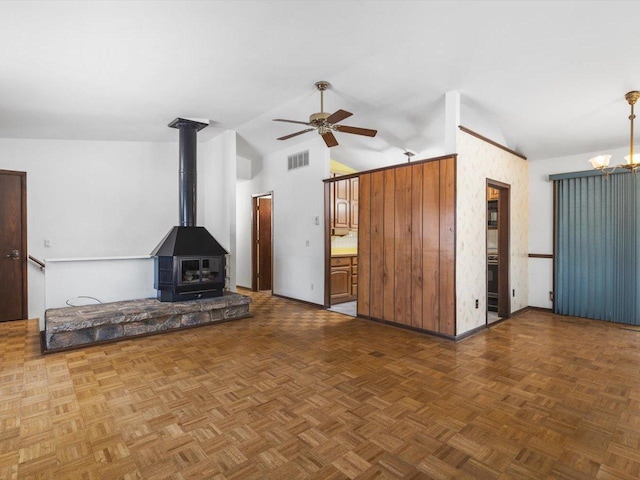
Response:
[44, 292, 251, 352]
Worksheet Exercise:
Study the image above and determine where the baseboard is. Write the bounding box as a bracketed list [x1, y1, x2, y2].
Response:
[526, 306, 553, 314]
[272, 293, 324, 309]
[454, 324, 487, 341]
[357, 314, 463, 341]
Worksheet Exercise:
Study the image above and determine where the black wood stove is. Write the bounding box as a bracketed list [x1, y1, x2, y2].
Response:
[151, 118, 228, 302]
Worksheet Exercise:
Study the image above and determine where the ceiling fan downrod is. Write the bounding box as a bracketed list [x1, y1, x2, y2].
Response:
[315, 81, 329, 114]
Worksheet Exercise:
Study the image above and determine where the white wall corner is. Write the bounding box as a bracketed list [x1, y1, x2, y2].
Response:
[445, 90, 461, 154]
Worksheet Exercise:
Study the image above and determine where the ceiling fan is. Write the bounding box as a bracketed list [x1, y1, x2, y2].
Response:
[273, 81, 377, 148]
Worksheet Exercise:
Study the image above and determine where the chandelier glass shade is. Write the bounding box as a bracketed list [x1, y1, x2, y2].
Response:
[589, 91, 640, 175]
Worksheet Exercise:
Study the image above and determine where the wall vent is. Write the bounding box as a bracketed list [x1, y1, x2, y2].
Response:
[287, 150, 309, 170]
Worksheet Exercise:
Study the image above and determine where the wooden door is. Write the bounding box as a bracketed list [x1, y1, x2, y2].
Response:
[257, 197, 272, 291]
[0, 170, 27, 321]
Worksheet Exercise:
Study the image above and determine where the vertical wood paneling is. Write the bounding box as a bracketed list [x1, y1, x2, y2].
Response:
[383, 169, 396, 323]
[410, 164, 423, 329]
[357, 175, 371, 317]
[394, 166, 412, 325]
[422, 161, 440, 331]
[370, 171, 385, 319]
[439, 157, 456, 335]
[351, 155, 456, 337]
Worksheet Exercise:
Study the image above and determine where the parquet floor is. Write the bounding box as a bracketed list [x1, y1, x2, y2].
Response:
[2, 292, 640, 479]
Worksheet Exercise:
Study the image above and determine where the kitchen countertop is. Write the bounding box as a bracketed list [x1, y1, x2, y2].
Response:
[331, 251, 357, 257]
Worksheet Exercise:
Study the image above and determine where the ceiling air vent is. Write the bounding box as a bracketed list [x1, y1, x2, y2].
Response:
[287, 150, 309, 171]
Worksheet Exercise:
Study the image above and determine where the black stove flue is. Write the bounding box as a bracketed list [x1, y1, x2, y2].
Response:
[151, 118, 228, 302]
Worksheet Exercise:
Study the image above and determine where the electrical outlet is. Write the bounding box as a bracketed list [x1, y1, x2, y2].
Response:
[549, 291, 554, 301]
[311, 283, 314, 290]
[512, 289, 515, 297]
[475, 299, 479, 309]
[305, 240, 310, 247]
[44, 239, 51, 248]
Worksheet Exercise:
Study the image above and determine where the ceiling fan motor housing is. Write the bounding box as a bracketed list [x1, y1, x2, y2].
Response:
[309, 112, 330, 123]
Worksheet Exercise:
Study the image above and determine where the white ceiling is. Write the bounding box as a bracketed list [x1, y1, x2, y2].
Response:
[1, 1, 639, 171]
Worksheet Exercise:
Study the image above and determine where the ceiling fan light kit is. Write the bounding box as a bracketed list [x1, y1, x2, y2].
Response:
[589, 90, 640, 176]
[273, 81, 377, 148]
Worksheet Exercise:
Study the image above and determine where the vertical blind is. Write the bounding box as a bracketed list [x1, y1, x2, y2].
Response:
[554, 171, 639, 325]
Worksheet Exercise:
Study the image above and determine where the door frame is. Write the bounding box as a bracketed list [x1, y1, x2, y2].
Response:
[486, 179, 510, 322]
[251, 192, 273, 292]
[0, 169, 28, 321]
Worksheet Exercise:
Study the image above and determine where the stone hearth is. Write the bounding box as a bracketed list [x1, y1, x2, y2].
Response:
[44, 292, 251, 352]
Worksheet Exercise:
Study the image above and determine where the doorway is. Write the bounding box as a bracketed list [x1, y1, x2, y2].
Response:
[251, 193, 273, 292]
[0, 169, 28, 321]
[486, 179, 510, 325]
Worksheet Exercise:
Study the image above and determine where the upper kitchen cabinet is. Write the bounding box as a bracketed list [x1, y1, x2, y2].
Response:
[330, 176, 359, 231]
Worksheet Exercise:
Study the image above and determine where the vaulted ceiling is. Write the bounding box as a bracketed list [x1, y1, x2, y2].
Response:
[1, 1, 639, 171]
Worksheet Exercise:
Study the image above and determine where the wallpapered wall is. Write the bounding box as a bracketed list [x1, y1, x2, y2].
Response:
[455, 130, 529, 334]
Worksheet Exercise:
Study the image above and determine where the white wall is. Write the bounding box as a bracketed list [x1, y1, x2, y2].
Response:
[0, 132, 235, 324]
[527, 145, 629, 309]
[235, 154, 253, 289]
[239, 136, 330, 304]
[456, 129, 529, 335]
[200, 130, 237, 291]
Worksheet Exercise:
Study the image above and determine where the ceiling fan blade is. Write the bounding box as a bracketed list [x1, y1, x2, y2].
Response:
[273, 118, 312, 126]
[321, 131, 339, 148]
[325, 109, 353, 124]
[335, 125, 377, 137]
[277, 128, 315, 141]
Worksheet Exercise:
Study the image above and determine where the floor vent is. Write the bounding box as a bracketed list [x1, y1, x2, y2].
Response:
[288, 150, 309, 170]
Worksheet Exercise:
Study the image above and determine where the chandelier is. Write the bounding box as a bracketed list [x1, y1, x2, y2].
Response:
[589, 90, 640, 175]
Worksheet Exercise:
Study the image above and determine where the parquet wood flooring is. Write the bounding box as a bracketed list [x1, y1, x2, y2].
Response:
[2, 292, 640, 479]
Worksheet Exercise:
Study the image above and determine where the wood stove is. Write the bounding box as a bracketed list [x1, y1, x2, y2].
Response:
[151, 118, 228, 302]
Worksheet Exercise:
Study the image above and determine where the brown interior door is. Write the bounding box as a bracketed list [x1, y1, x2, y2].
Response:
[257, 197, 272, 291]
[0, 170, 27, 321]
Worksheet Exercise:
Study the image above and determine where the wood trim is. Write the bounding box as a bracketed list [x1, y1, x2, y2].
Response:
[552, 183, 557, 312]
[0, 169, 28, 320]
[20, 171, 27, 319]
[251, 192, 273, 293]
[510, 306, 531, 317]
[454, 324, 487, 341]
[526, 306, 553, 314]
[251, 197, 258, 291]
[273, 293, 324, 309]
[357, 314, 458, 341]
[324, 182, 331, 308]
[528, 253, 553, 259]
[458, 126, 527, 160]
[321, 154, 459, 184]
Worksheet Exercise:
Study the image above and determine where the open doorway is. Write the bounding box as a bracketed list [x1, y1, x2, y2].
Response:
[251, 193, 273, 293]
[324, 175, 358, 317]
[486, 180, 510, 325]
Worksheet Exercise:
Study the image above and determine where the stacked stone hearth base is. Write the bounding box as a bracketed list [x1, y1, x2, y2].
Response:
[44, 292, 251, 352]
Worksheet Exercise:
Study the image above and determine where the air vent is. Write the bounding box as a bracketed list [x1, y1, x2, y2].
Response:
[287, 150, 309, 170]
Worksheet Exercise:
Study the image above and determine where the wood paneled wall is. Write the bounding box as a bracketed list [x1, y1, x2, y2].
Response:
[357, 156, 456, 336]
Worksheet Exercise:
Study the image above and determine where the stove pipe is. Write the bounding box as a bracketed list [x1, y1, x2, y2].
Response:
[168, 118, 208, 226]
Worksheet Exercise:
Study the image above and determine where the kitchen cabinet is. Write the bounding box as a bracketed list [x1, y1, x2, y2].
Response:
[331, 255, 357, 304]
[330, 176, 359, 231]
[350, 177, 359, 229]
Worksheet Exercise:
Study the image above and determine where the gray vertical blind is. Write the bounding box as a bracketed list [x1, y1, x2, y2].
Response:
[554, 172, 639, 325]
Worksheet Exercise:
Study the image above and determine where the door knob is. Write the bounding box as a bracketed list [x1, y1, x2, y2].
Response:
[6, 249, 20, 260]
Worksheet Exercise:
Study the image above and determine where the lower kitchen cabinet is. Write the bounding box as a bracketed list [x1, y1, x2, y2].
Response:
[331, 255, 357, 304]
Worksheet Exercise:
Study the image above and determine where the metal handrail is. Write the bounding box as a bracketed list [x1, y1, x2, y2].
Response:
[28, 255, 45, 271]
